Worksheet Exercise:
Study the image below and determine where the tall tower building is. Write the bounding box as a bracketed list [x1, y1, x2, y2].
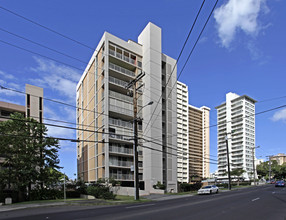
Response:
[176, 81, 210, 182]
[76, 22, 177, 193]
[25, 84, 44, 123]
[216, 92, 256, 180]
[188, 105, 210, 180]
[176, 82, 189, 183]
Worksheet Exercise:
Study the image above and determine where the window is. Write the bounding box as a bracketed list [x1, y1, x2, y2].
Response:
[39, 97, 42, 110]
[27, 94, 30, 107]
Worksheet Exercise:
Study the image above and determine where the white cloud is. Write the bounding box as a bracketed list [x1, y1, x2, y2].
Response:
[214, 0, 268, 48]
[0, 70, 15, 80]
[272, 108, 286, 122]
[30, 57, 81, 102]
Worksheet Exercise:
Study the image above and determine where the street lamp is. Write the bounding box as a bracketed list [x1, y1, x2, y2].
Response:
[225, 134, 231, 190]
[133, 100, 153, 200]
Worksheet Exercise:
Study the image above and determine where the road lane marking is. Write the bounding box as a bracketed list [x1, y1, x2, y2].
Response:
[126, 204, 155, 209]
[272, 192, 276, 194]
[252, 197, 260, 202]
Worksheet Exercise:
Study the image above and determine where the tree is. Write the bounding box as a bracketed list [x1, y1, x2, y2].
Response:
[0, 113, 61, 201]
[257, 160, 284, 180]
[230, 168, 245, 186]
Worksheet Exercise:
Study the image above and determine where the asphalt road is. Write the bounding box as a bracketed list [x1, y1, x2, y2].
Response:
[1, 185, 285, 220]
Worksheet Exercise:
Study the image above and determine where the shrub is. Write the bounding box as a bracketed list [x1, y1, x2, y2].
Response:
[153, 181, 166, 190]
[30, 189, 63, 201]
[86, 185, 116, 200]
[179, 182, 202, 192]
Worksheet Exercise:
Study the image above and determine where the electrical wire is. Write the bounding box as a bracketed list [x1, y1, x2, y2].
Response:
[0, 27, 88, 64]
[0, 5, 95, 51]
[0, 39, 84, 71]
[144, 0, 219, 136]
[143, 0, 207, 135]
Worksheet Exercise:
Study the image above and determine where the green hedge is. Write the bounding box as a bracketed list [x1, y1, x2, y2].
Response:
[86, 185, 116, 200]
[179, 182, 202, 192]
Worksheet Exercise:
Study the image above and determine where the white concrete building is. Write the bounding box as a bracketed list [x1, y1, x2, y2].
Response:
[176, 81, 210, 182]
[216, 92, 256, 180]
[76, 22, 177, 194]
[176, 81, 189, 183]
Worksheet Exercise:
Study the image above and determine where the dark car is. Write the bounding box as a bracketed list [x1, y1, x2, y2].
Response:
[275, 181, 285, 187]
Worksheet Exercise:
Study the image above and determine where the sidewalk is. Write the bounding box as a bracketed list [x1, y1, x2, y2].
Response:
[0, 202, 66, 212]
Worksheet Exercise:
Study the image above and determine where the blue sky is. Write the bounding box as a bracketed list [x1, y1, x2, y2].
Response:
[0, 0, 285, 178]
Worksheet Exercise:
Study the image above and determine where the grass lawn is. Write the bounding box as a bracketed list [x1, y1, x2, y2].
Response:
[108, 195, 151, 203]
[166, 191, 197, 196]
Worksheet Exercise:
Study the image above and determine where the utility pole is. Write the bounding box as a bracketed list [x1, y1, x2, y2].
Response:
[64, 173, 66, 202]
[126, 71, 145, 201]
[267, 155, 273, 181]
[225, 134, 231, 190]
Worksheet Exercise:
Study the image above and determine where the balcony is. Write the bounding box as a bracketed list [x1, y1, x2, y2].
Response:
[109, 76, 128, 88]
[108, 133, 133, 143]
[110, 173, 134, 181]
[109, 62, 135, 79]
[109, 90, 133, 103]
[109, 160, 133, 168]
[109, 145, 133, 156]
[109, 104, 133, 117]
[109, 49, 137, 68]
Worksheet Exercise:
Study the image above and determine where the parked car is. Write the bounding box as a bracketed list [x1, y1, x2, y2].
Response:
[198, 185, 219, 195]
[270, 180, 276, 184]
[275, 181, 285, 187]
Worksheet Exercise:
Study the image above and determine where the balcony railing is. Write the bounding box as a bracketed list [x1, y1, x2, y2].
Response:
[110, 173, 134, 180]
[109, 104, 133, 117]
[109, 76, 128, 88]
[109, 62, 135, 78]
[109, 160, 133, 167]
[109, 145, 133, 155]
[109, 90, 133, 103]
[109, 49, 137, 67]
[108, 133, 132, 142]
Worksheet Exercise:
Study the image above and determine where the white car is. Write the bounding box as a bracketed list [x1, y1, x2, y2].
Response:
[197, 185, 219, 195]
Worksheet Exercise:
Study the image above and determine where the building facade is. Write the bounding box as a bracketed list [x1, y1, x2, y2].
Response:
[216, 92, 256, 180]
[0, 84, 43, 168]
[271, 153, 286, 165]
[76, 22, 177, 193]
[176, 81, 189, 183]
[0, 84, 43, 122]
[188, 105, 210, 181]
[176, 81, 210, 182]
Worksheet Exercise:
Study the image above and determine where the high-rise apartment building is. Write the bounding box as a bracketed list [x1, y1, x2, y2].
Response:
[188, 105, 210, 180]
[271, 153, 286, 166]
[216, 92, 256, 180]
[76, 22, 177, 193]
[176, 81, 210, 182]
[0, 84, 43, 122]
[176, 82, 189, 183]
[0, 84, 43, 167]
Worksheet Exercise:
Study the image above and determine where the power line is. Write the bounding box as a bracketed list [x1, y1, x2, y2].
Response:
[142, 138, 217, 162]
[143, 0, 206, 133]
[0, 115, 134, 138]
[0, 5, 95, 51]
[144, 0, 218, 135]
[0, 85, 110, 117]
[140, 144, 217, 165]
[0, 27, 88, 64]
[0, 39, 84, 71]
[258, 96, 286, 103]
[0, 133, 107, 143]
